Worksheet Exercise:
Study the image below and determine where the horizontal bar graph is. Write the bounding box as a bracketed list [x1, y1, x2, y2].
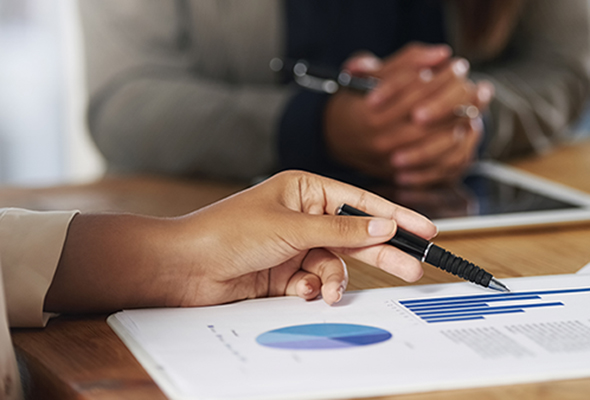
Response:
[400, 288, 590, 323]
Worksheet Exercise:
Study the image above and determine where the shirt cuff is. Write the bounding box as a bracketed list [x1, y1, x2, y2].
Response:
[0, 208, 79, 328]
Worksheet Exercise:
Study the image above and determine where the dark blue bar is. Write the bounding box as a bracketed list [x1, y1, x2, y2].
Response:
[415, 302, 564, 317]
[422, 309, 525, 320]
[402, 295, 540, 306]
[400, 287, 590, 306]
[404, 295, 542, 309]
[406, 303, 489, 312]
[426, 316, 485, 323]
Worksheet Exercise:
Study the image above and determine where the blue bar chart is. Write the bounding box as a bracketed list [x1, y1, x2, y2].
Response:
[400, 288, 590, 323]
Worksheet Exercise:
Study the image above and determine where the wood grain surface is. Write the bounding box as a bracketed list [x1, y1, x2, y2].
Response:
[6, 141, 590, 400]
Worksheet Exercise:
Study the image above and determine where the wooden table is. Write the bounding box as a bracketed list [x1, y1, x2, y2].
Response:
[6, 141, 590, 400]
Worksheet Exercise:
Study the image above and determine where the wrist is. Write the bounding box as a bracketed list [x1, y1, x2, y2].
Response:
[138, 216, 207, 308]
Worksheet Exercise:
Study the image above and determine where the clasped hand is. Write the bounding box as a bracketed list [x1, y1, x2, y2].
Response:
[324, 43, 495, 187]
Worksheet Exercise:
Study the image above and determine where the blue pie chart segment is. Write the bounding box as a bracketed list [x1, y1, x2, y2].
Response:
[256, 323, 392, 350]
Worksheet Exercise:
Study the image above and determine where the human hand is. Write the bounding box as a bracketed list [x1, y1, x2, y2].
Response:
[45, 171, 436, 313]
[375, 57, 494, 186]
[324, 43, 452, 179]
[324, 43, 494, 186]
[173, 170, 437, 306]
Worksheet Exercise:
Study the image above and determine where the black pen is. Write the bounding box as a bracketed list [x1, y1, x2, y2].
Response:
[270, 57, 378, 94]
[337, 204, 510, 292]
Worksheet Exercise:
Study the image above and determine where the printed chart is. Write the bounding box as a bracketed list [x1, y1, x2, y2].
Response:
[108, 273, 590, 400]
[256, 323, 392, 350]
[401, 287, 590, 323]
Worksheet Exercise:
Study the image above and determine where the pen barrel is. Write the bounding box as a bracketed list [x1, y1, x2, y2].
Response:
[425, 245, 492, 287]
[388, 230, 429, 261]
[336, 204, 494, 288]
[337, 204, 428, 260]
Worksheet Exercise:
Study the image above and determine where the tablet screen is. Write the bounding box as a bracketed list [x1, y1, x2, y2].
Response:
[461, 174, 579, 216]
[372, 174, 579, 220]
[368, 162, 590, 232]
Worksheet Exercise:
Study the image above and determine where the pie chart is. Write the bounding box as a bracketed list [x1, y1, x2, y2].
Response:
[256, 323, 392, 350]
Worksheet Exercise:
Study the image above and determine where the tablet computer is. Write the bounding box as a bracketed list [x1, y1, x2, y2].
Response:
[370, 161, 590, 234]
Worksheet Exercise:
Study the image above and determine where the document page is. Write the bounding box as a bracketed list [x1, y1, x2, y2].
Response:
[108, 273, 590, 400]
[577, 261, 590, 274]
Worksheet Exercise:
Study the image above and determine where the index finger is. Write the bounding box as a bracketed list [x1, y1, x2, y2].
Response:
[298, 172, 437, 240]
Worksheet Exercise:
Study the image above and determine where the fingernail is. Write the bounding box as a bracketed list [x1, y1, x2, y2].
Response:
[303, 283, 313, 295]
[452, 58, 469, 76]
[424, 45, 451, 60]
[478, 84, 493, 104]
[418, 68, 433, 82]
[413, 107, 430, 122]
[470, 116, 484, 133]
[358, 57, 381, 72]
[434, 45, 452, 57]
[391, 152, 407, 167]
[336, 285, 345, 303]
[368, 218, 395, 237]
[453, 124, 467, 142]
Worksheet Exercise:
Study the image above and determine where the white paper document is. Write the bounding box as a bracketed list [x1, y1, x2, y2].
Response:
[577, 261, 590, 274]
[108, 273, 590, 400]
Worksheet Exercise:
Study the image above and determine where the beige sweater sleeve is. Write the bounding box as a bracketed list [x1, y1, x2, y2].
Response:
[0, 264, 22, 400]
[78, 0, 293, 181]
[0, 208, 78, 328]
[471, 0, 590, 159]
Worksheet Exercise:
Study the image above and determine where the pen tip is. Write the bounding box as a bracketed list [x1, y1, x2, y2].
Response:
[488, 278, 510, 293]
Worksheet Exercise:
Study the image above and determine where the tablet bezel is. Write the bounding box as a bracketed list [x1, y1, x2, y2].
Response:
[433, 161, 590, 234]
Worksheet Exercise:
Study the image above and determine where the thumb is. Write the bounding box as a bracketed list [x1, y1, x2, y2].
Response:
[287, 213, 396, 250]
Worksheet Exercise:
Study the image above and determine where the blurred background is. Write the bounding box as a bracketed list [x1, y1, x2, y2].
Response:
[0, 0, 589, 187]
[0, 0, 104, 186]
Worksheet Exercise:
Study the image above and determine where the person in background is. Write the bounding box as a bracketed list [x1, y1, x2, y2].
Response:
[0, 171, 435, 399]
[78, 0, 590, 186]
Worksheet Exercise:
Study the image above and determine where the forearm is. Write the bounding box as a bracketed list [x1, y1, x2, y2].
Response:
[80, 0, 289, 181]
[474, 60, 589, 159]
[91, 75, 291, 180]
[44, 214, 186, 313]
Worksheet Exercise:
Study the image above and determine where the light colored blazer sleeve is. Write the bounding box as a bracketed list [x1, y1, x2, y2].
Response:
[0, 208, 78, 328]
[0, 267, 23, 400]
[467, 0, 590, 159]
[78, 0, 293, 181]
[0, 208, 77, 399]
